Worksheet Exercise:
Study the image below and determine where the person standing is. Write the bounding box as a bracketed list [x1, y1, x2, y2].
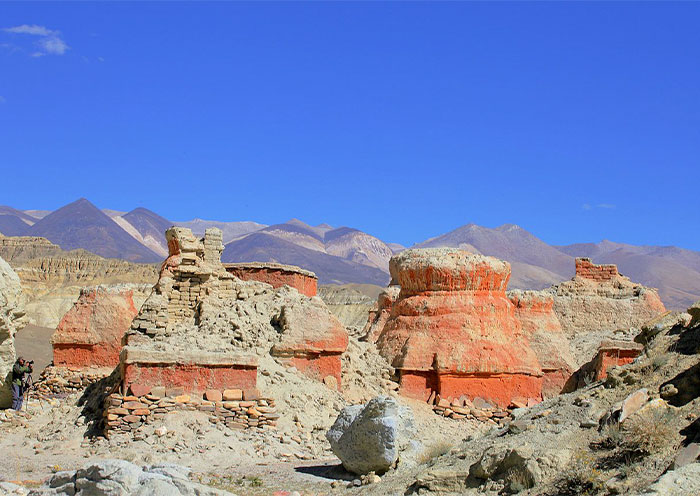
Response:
[11, 357, 33, 411]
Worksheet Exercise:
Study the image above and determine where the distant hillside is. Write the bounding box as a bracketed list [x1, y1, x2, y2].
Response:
[26, 198, 161, 263]
[414, 223, 575, 290]
[222, 232, 391, 286]
[0, 206, 39, 236]
[0, 214, 30, 236]
[176, 219, 267, 244]
[119, 207, 173, 257]
[4, 198, 700, 308]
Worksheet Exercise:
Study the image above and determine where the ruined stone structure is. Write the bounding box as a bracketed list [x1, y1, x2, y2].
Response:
[508, 290, 577, 398]
[52, 286, 141, 368]
[361, 285, 400, 343]
[574, 257, 619, 281]
[105, 385, 278, 434]
[224, 262, 318, 297]
[552, 258, 666, 336]
[592, 339, 644, 380]
[375, 248, 543, 408]
[0, 255, 26, 408]
[120, 227, 347, 400]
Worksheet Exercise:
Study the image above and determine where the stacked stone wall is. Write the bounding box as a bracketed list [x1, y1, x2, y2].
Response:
[575, 257, 619, 281]
[104, 387, 278, 435]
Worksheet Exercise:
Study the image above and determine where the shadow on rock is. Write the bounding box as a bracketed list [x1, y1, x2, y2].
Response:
[294, 463, 356, 482]
[77, 366, 121, 437]
[660, 362, 700, 407]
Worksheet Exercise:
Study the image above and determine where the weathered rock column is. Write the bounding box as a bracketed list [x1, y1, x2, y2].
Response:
[376, 248, 543, 408]
[0, 256, 26, 408]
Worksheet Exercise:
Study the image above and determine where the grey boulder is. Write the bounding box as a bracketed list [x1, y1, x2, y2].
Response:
[29, 459, 234, 496]
[326, 396, 420, 475]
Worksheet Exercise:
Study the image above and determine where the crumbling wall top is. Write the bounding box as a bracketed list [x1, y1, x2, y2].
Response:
[575, 257, 619, 281]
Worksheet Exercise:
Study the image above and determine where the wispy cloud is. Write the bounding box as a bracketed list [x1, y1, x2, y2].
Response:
[582, 203, 616, 211]
[2, 24, 69, 56]
[0, 96, 6, 104]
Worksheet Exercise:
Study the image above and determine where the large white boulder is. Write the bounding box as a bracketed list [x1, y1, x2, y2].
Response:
[326, 396, 420, 475]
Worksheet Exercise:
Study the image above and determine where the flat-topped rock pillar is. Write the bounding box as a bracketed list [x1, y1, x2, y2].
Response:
[376, 248, 543, 408]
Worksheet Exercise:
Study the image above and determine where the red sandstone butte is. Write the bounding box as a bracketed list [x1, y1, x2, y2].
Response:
[593, 340, 643, 380]
[508, 290, 576, 398]
[52, 286, 138, 368]
[361, 285, 400, 343]
[270, 300, 348, 388]
[224, 262, 318, 297]
[376, 248, 543, 408]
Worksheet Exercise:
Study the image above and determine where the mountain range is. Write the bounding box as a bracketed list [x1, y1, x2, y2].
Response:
[1, 198, 699, 309]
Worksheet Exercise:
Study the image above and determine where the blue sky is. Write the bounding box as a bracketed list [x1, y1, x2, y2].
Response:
[0, 2, 698, 249]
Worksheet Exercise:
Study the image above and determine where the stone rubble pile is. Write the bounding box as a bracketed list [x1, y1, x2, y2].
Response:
[104, 386, 278, 436]
[429, 394, 514, 424]
[33, 365, 112, 397]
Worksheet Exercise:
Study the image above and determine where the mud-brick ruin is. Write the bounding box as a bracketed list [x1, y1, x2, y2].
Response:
[224, 262, 318, 297]
[552, 257, 666, 336]
[102, 226, 348, 434]
[376, 248, 544, 408]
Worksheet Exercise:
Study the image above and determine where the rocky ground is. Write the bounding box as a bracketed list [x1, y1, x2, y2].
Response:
[351, 311, 700, 495]
[0, 343, 479, 495]
[2, 316, 700, 495]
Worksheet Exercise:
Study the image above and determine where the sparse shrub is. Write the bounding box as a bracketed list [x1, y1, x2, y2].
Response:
[624, 409, 677, 455]
[553, 451, 605, 496]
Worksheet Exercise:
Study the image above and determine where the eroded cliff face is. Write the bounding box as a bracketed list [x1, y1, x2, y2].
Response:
[0, 255, 26, 408]
[508, 289, 577, 398]
[0, 236, 157, 328]
[376, 248, 543, 408]
[551, 258, 666, 337]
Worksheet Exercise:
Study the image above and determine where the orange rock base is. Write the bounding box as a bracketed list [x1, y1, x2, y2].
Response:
[122, 362, 258, 395]
[53, 342, 121, 368]
[282, 353, 342, 388]
[594, 349, 641, 380]
[399, 370, 543, 408]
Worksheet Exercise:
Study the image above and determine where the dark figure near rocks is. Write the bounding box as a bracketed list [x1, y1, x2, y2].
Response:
[11, 357, 33, 410]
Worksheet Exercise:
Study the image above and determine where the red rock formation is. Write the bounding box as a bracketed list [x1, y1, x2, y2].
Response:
[270, 300, 348, 388]
[52, 286, 138, 368]
[120, 349, 258, 394]
[376, 248, 543, 408]
[361, 285, 400, 343]
[508, 290, 576, 398]
[224, 262, 318, 297]
[593, 340, 643, 380]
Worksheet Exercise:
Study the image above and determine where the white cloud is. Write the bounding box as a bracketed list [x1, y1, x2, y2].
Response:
[582, 203, 616, 211]
[4, 24, 54, 36]
[2, 24, 69, 56]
